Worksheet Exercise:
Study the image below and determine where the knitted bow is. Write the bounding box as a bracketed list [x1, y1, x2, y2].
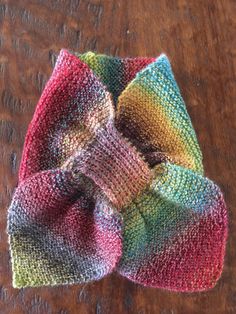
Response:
[7, 49, 228, 291]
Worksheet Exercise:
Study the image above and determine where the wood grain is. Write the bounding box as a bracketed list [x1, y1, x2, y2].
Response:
[0, 0, 235, 313]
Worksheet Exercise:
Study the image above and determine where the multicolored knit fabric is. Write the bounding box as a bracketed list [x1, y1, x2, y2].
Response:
[7, 49, 228, 291]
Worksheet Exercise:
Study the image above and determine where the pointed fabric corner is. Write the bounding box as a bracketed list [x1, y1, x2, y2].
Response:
[8, 169, 122, 287]
[117, 162, 227, 291]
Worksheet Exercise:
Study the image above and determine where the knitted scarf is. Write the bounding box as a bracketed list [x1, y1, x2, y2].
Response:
[7, 49, 228, 292]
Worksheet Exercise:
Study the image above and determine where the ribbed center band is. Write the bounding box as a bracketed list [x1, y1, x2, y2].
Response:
[66, 123, 152, 208]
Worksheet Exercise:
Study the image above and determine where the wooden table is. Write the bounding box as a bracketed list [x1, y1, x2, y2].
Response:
[0, 1, 235, 313]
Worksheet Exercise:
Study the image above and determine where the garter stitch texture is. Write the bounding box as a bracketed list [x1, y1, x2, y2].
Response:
[7, 49, 228, 291]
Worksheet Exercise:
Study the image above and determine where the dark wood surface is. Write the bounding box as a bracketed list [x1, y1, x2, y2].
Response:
[0, 0, 235, 313]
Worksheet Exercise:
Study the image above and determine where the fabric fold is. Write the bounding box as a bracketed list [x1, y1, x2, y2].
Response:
[19, 49, 114, 182]
[116, 54, 203, 173]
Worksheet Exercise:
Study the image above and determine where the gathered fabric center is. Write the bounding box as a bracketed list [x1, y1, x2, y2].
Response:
[62, 122, 152, 209]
